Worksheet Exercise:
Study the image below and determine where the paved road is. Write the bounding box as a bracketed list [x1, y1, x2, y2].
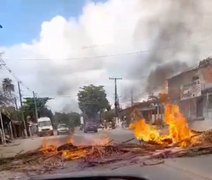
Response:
[41, 154, 212, 180]
[0, 128, 134, 158]
[1, 128, 212, 180]
[36, 128, 212, 180]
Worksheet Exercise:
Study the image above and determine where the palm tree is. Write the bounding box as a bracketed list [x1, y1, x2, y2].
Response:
[2, 78, 14, 95]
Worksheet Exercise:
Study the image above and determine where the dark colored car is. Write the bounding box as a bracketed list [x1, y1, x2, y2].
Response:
[84, 121, 98, 133]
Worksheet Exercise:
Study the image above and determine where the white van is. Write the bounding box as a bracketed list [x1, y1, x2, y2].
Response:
[37, 117, 53, 136]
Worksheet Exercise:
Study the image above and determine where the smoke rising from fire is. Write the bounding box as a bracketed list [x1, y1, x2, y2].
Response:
[145, 61, 188, 93]
[130, 0, 204, 96]
[1, 0, 212, 111]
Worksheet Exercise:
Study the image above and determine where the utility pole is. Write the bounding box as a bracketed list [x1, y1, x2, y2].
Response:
[0, 112, 6, 144]
[130, 89, 134, 106]
[18, 81, 23, 107]
[0, 53, 28, 138]
[14, 97, 18, 110]
[33, 91, 38, 122]
[109, 77, 122, 118]
[18, 81, 28, 137]
[0, 54, 6, 143]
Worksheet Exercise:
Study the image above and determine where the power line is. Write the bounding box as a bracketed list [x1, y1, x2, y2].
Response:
[0, 54, 33, 93]
[3, 47, 172, 61]
[6, 40, 212, 62]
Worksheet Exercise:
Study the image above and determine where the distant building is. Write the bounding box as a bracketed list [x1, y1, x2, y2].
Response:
[120, 96, 164, 125]
[168, 57, 212, 121]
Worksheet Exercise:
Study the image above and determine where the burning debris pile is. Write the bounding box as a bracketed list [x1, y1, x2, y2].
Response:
[130, 103, 195, 147]
[1, 103, 212, 174]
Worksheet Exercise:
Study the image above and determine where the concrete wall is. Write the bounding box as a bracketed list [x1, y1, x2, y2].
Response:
[179, 98, 199, 121]
[199, 60, 212, 83]
[167, 59, 212, 121]
[168, 68, 197, 103]
[203, 107, 212, 121]
[203, 93, 212, 120]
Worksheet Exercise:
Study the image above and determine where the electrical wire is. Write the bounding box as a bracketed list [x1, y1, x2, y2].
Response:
[0, 54, 35, 94]
[3, 47, 171, 61]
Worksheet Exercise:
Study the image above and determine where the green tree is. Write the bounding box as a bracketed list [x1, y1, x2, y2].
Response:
[68, 112, 81, 127]
[22, 97, 52, 121]
[2, 78, 14, 95]
[102, 109, 116, 122]
[0, 91, 10, 105]
[78, 85, 110, 118]
[53, 112, 80, 128]
[1, 78, 15, 106]
[40, 107, 53, 119]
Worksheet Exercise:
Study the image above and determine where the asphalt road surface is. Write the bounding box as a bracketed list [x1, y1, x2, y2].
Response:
[0, 128, 134, 158]
[1, 128, 212, 180]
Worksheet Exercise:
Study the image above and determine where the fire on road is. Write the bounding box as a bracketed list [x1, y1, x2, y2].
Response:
[1, 104, 212, 179]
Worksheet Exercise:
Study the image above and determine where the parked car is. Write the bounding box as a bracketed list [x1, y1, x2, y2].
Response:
[57, 124, 69, 135]
[84, 121, 98, 133]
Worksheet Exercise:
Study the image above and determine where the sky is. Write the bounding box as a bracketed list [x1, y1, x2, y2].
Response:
[0, 0, 104, 45]
[1, 0, 212, 113]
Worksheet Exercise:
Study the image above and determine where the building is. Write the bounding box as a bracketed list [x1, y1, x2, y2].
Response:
[120, 95, 164, 125]
[168, 57, 212, 121]
[0, 106, 24, 143]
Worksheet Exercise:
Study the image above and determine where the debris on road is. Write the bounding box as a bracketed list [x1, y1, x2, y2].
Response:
[1, 103, 212, 175]
[0, 128, 212, 174]
[142, 159, 165, 166]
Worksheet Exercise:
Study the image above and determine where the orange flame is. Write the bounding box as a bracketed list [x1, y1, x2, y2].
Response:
[67, 136, 74, 144]
[40, 144, 58, 155]
[130, 103, 194, 147]
[40, 139, 58, 155]
[40, 135, 112, 160]
[130, 119, 161, 143]
[165, 104, 192, 147]
[62, 149, 88, 160]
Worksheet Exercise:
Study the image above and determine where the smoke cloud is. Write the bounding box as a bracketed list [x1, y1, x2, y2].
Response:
[1, 0, 212, 110]
[145, 61, 188, 93]
[130, 0, 204, 95]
